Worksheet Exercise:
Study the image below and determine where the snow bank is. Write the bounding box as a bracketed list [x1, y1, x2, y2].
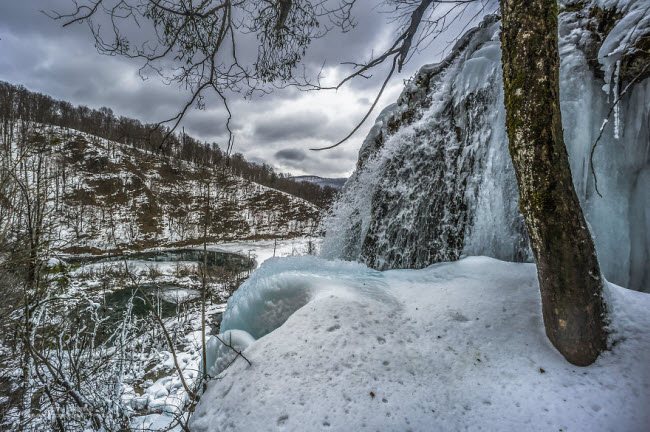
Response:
[191, 257, 650, 431]
[219, 256, 395, 339]
[202, 255, 396, 379]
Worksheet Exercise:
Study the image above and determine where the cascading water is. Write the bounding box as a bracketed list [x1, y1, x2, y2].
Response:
[321, 1, 650, 292]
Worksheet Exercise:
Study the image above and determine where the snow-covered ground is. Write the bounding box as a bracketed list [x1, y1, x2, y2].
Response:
[117, 238, 319, 430]
[191, 256, 650, 431]
[125, 301, 227, 431]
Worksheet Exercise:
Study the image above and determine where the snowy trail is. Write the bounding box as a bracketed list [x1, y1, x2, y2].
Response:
[191, 256, 650, 432]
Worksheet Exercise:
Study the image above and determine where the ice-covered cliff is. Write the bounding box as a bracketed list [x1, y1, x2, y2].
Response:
[321, 0, 650, 292]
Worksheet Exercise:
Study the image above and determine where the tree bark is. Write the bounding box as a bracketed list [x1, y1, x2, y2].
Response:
[499, 0, 608, 366]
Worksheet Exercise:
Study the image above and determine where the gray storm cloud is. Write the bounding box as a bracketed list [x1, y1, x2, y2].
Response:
[0, 0, 477, 177]
[275, 148, 307, 162]
[254, 112, 329, 142]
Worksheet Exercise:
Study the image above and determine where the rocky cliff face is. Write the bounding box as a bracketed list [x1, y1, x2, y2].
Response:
[322, 0, 650, 292]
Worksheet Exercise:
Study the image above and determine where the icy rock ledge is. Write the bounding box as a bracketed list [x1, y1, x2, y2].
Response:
[192, 256, 650, 432]
[203, 256, 396, 378]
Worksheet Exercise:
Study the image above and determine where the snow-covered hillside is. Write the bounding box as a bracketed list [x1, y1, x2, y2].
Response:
[10, 123, 320, 255]
[191, 256, 650, 431]
[321, 0, 650, 292]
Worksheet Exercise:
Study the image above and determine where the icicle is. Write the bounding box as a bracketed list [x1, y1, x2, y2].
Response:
[613, 60, 621, 140]
[599, 118, 609, 134]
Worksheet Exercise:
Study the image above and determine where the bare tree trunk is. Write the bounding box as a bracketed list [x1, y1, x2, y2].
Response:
[499, 0, 608, 366]
[201, 181, 209, 390]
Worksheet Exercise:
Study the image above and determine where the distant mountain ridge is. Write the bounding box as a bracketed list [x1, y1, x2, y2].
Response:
[290, 175, 347, 191]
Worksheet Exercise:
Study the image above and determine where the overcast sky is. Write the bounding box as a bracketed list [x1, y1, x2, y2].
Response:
[0, 1, 487, 178]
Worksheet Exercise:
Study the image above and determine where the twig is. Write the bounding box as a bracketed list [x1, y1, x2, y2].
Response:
[214, 332, 252, 368]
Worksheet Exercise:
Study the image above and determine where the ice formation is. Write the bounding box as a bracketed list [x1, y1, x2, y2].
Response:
[204, 330, 256, 378]
[202, 255, 397, 378]
[321, 0, 650, 291]
[219, 256, 395, 338]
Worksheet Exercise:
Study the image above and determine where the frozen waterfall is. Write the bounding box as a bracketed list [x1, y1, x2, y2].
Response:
[321, 2, 650, 292]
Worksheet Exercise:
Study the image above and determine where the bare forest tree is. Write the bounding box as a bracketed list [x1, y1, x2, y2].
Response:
[0, 122, 138, 431]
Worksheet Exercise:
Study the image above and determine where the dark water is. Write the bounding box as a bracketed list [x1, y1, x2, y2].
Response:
[69, 248, 254, 272]
[79, 249, 252, 326]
